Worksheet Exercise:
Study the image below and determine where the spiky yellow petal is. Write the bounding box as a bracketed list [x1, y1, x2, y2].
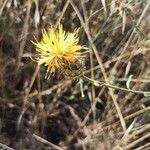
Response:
[31, 24, 86, 79]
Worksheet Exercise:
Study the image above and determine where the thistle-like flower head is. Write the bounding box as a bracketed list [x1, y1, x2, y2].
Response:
[31, 24, 86, 79]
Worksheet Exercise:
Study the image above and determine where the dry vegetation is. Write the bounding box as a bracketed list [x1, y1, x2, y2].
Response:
[0, 0, 150, 150]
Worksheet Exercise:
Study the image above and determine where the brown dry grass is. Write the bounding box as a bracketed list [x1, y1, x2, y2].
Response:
[0, 0, 150, 150]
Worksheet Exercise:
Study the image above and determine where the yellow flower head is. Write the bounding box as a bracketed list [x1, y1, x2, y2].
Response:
[31, 24, 86, 79]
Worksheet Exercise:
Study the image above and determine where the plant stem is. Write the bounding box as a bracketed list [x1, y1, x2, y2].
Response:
[83, 76, 150, 97]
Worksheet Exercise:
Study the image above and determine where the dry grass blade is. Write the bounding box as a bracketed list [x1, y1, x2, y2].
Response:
[111, 0, 150, 75]
[101, 0, 107, 12]
[122, 11, 126, 34]
[123, 132, 150, 150]
[70, 0, 126, 133]
[16, 0, 33, 71]
[33, 134, 65, 150]
[122, 118, 137, 141]
[17, 65, 40, 129]
[0, 0, 149, 149]
[54, 0, 71, 30]
[125, 107, 150, 121]
[0, 143, 14, 150]
[33, 0, 40, 28]
[135, 143, 150, 150]
[0, 0, 8, 16]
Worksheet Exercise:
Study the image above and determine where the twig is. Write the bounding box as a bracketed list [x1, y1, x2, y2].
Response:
[135, 143, 150, 150]
[33, 134, 65, 150]
[99, 107, 150, 132]
[0, 0, 8, 16]
[129, 124, 150, 139]
[0, 143, 14, 150]
[65, 103, 90, 137]
[16, 0, 32, 70]
[123, 132, 150, 150]
[82, 0, 96, 124]
[70, 0, 126, 133]
[17, 65, 40, 129]
[122, 118, 137, 140]
[125, 107, 150, 121]
[111, 0, 150, 75]
[54, 0, 70, 30]
[68, 98, 98, 142]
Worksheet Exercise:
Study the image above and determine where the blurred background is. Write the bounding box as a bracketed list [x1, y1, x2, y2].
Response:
[0, 0, 150, 149]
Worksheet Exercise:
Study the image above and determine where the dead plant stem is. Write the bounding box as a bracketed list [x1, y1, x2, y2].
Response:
[70, 0, 127, 133]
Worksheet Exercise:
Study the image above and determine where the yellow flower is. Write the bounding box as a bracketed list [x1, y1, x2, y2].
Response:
[31, 24, 86, 79]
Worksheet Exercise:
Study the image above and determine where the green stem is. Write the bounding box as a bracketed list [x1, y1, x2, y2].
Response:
[83, 76, 150, 97]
